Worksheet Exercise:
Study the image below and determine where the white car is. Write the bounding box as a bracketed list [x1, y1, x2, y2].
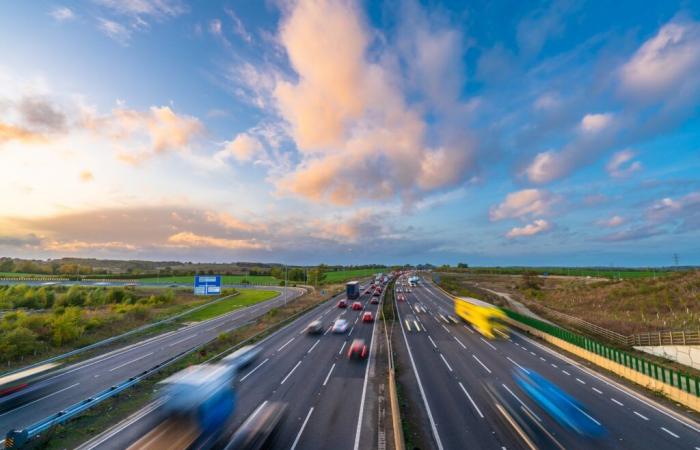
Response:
[332, 319, 349, 334]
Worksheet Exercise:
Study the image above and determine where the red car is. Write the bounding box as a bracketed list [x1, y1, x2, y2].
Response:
[337, 299, 347, 308]
[370, 297, 379, 304]
[397, 294, 405, 302]
[347, 339, 368, 359]
[362, 311, 373, 323]
[351, 301, 363, 311]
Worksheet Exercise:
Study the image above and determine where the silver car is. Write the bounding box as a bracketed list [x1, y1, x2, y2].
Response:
[332, 319, 349, 334]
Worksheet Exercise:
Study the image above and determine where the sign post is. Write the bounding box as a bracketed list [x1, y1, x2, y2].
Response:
[194, 275, 222, 295]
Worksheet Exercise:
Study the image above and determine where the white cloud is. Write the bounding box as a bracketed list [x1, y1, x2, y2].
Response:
[209, 19, 222, 36]
[97, 18, 132, 45]
[489, 189, 559, 221]
[596, 215, 624, 228]
[506, 219, 551, 238]
[216, 132, 264, 162]
[94, 0, 186, 20]
[167, 231, 267, 250]
[533, 92, 560, 111]
[50, 6, 76, 22]
[580, 113, 614, 134]
[606, 149, 642, 178]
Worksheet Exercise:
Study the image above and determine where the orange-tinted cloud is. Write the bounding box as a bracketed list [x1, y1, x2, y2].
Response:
[167, 231, 268, 250]
[79, 170, 94, 182]
[0, 123, 45, 145]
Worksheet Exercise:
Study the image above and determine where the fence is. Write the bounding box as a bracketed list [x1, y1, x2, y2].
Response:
[503, 308, 700, 398]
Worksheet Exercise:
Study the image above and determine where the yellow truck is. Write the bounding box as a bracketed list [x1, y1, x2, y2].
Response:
[454, 296, 508, 339]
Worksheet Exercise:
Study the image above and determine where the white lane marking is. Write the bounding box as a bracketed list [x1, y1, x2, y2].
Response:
[109, 352, 154, 372]
[240, 358, 269, 382]
[348, 325, 355, 336]
[502, 383, 542, 422]
[454, 336, 467, 349]
[339, 341, 347, 355]
[539, 357, 546, 362]
[0, 382, 80, 417]
[323, 363, 336, 386]
[307, 340, 320, 354]
[661, 427, 679, 438]
[168, 334, 197, 347]
[530, 351, 536, 356]
[472, 354, 492, 374]
[576, 378, 586, 385]
[353, 291, 380, 450]
[480, 337, 497, 351]
[634, 411, 649, 421]
[78, 399, 166, 450]
[206, 324, 222, 332]
[506, 356, 530, 374]
[277, 337, 295, 352]
[439, 354, 453, 372]
[592, 387, 603, 394]
[458, 382, 484, 419]
[441, 324, 450, 333]
[611, 398, 624, 406]
[551, 363, 558, 368]
[290, 407, 314, 450]
[280, 361, 302, 385]
[463, 324, 474, 334]
[428, 336, 437, 348]
[562, 370, 571, 376]
[397, 294, 444, 450]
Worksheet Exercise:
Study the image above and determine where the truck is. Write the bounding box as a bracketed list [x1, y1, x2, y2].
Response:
[346, 281, 360, 300]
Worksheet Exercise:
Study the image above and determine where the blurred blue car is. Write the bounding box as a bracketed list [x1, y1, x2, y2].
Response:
[514, 368, 606, 438]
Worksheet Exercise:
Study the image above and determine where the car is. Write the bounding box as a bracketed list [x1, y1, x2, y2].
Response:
[347, 339, 368, 359]
[337, 299, 347, 308]
[332, 319, 349, 334]
[370, 297, 379, 304]
[372, 290, 380, 297]
[398, 294, 405, 302]
[351, 301, 363, 310]
[306, 320, 323, 334]
[362, 312, 373, 323]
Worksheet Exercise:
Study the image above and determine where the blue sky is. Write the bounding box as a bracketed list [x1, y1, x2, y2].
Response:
[0, 0, 699, 266]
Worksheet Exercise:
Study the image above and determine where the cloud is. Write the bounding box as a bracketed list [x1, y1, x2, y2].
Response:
[606, 149, 642, 178]
[0, 123, 45, 145]
[97, 18, 132, 45]
[0, 234, 42, 247]
[647, 191, 700, 231]
[94, 0, 186, 20]
[45, 240, 137, 252]
[167, 232, 267, 250]
[620, 18, 700, 102]
[216, 132, 264, 162]
[516, 0, 575, 57]
[598, 225, 663, 242]
[79, 170, 94, 182]
[225, 7, 253, 43]
[50, 6, 76, 22]
[533, 92, 560, 111]
[579, 113, 614, 134]
[17, 97, 67, 132]
[489, 189, 559, 221]
[506, 219, 551, 238]
[209, 19, 222, 36]
[596, 215, 624, 227]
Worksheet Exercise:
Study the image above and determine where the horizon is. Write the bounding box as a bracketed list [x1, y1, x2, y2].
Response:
[1, 1, 700, 266]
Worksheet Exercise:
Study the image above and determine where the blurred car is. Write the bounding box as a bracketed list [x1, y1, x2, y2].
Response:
[351, 301, 363, 310]
[397, 294, 405, 302]
[370, 297, 379, 304]
[362, 312, 374, 323]
[347, 339, 368, 359]
[306, 320, 323, 334]
[332, 319, 349, 333]
[337, 299, 347, 308]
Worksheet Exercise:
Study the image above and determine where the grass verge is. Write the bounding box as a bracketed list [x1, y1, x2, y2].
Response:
[179, 289, 278, 322]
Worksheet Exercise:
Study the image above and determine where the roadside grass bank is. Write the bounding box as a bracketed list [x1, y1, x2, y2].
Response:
[23, 285, 343, 450]
[180, 289, 278, 322]
[323, 268, 384, 284]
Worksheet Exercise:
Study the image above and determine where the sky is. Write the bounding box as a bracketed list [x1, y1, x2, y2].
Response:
[1, 0, 699, 266]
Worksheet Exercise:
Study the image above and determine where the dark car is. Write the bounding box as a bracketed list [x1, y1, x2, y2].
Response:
[337, 299, 348, 308]
[370, 297, 379, 304]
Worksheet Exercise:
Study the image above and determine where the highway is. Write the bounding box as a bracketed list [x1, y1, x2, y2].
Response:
[393, 277, 700, 449]
[0, 286, 303, 437]
[77, 282, 382, 450]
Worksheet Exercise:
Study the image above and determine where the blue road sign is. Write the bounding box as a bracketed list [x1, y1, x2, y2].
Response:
[194, 275, 221, 295]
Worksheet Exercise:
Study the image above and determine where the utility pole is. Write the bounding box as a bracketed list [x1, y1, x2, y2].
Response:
[673, 253, 679, 268]
[284, 264, 288, 306]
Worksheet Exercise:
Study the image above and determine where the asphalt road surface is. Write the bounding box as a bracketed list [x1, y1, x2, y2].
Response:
[393, 277, 700, 449]
[0, 287, 303, 436]
[77, 283, 382, 450]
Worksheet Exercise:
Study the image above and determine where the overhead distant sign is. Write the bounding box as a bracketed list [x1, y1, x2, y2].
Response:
[194, 275, 221, 295]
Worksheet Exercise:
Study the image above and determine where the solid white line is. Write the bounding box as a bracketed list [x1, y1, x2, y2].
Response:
[277, 337, 295, 352]
[428, 336, 437, 348]
[634, 411, 649, 421]
[611, 398, 624, 406]
[307, 340, 320, 354]
[109, 352, 153, 372]
[480, 337, 497, 351]
[353, 293, 380, 450]
[290, 407, 314, 450]
[592, 387, 603, 394]
[0, 382, 80, 417]
[339, 341, 347, 355]
[323, 363, 336, 386]
[576, 378, 586, 385]
[454, 336, 467, 349]
[661, 427, 679, 438]
[168, 334, 197, 347]
[506, 356, 530, 374]
[458, 382, 484, 419]
[280, 361, 302, 385]
[439, 354, 453, 372]
[240, 358, 269, 382]
[472, 354, 492, 374]
[502, 383, 542, 422]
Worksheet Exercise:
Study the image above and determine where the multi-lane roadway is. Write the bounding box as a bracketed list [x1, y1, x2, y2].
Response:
[394, 277, 700, 449]
[0, 287, 303, 436]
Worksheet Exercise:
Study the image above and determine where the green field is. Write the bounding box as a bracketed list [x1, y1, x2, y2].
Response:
[323, 268, 384, 283]
[0, 272, 67, 278]
[182, 289, 279, 321]
[459, 267, 671, 279]
[139, 275, 279, 285]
